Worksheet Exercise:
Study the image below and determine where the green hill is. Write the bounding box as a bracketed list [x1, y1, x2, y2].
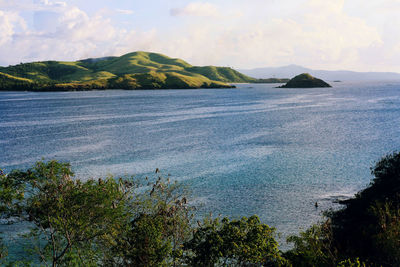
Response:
[0, 52, 256, 91]
[279, 73, 331, 88]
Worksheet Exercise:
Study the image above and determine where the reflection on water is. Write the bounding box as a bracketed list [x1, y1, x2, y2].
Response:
[1, 81, 400, 243]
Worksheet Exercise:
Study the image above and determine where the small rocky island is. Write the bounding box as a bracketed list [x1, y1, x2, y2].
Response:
[279, 73, 331, 88]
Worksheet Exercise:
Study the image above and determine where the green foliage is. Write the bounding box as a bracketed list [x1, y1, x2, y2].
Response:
[0, 72, 36, 91]
[0, 162, 196, 266]
[187, 66, 256, 83]
[0, 168, 26, 215]
[3, 153, 400, 266]
[327, 152, 400, 266]
[108, 74, 139, 89]
[369, 200, 400, 265]
[285, 222, 337, 267]
[337, 258, 367, 267]
[286, 152, 400, 267]
[284, 152, 400, 267]
[0, 160, 135, 266]
[184, 215, 288, 266]
[0, 61, 92, 83]
[108, 173, 193, 266]
[112, 214, 172, 266]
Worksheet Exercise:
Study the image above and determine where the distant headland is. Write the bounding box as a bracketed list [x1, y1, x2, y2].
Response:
[0, 52, 288, 91]
[239, 64, 400, 82]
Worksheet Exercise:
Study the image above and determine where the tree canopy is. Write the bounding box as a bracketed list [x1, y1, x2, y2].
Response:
[1, 153, 400, 266]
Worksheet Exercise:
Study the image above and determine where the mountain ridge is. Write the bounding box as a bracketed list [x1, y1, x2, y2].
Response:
[0, 51, 256, 91]
[238, 65, 400, 81]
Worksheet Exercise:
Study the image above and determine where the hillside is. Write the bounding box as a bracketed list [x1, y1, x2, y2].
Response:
[0, 52, 256, 91]
[0, 72, 36, 90]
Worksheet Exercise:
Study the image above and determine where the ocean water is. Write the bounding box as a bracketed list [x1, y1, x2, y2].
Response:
[1, 81, 400, 245]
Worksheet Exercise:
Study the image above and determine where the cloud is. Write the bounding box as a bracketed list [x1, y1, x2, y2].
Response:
[0, 0, 397, 72]
[38, 0, 66, 7]
[0, 10, 26, 46]
[115, 9, 134, 15]
[0, 0, 153, 65]
[154, 0, 381, 71]
[170, 2, 219, 17]
[0, 0, 66, 12]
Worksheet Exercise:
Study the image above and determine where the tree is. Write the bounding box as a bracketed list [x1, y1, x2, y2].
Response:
[328, 152, 400, 266]
[0, 160, 135, 266]
[285, 222, 337, 267]
[107, 173, 193, 266]
[184, 215, 289, 266]
[286, 152, 400, 267]
[337, 258, 367, 267]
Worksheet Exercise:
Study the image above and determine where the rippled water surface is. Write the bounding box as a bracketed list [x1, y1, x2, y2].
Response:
[1, 81, 400, 242]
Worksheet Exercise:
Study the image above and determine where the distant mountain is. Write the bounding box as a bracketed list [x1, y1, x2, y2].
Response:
[238, 64, 400, 81]
[0, 52, 256, 91]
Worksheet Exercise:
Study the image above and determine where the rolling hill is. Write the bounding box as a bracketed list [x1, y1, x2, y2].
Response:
[0, 52, 257, 91]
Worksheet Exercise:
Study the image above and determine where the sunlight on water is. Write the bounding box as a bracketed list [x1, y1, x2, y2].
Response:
[1, 82, 400, 245]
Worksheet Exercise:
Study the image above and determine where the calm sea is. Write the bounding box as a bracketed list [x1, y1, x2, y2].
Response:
[1, 81, 400, 245]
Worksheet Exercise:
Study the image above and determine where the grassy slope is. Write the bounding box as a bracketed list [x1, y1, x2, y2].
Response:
[79, 51, 255, 82]
[0, 51, 255, 90]
[0, 72, 36, 90]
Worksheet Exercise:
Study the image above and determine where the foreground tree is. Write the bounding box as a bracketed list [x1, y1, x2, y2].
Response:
[3, 152, 400, 266]
[106, 175, 193, 266]
[0, 160, 135, 266]
[329, 152, 400, 266]
[184, 215, 289, 266]
[285, 222, 337, 267]
[286, 152, 400, 267]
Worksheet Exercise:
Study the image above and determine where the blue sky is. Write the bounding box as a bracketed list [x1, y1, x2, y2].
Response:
[1, 0, 400, 72]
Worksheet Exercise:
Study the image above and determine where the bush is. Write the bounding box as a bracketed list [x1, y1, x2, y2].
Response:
[184, 215, 289, 266]
[0, 160, 134, 266]
[328, 152, 400, 266]
[285, 222, 337, 267]
[107, 173, 193, 266]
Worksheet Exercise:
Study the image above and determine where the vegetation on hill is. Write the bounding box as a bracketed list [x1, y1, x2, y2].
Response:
[0, 52, 257, 90]
[285, 152, 400, 266]
[0, 72, 35, 90]
[329, 152, 400, 265]
[1, 152, 399, 266]
[279, 73, 331, 88]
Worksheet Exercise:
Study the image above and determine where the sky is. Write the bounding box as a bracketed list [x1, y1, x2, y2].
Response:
[1, 0, 400, 72]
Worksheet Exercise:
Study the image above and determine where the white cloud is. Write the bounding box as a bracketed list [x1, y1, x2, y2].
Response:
[170, 2, 219, 17]
[0, 0, 155, 65]
[156, 0, 382, 70]
[38, 0, 66, 7]
[0, 10, 26, 46]
[0, 0, 66, 12]
[341, 0, 400, 71]
[0, 0, 399, 72]
[0, 11, 16, 46]
[115, 9, 134, 15]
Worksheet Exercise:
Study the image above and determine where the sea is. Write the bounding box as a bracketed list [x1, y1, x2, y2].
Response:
[1, 81, 400, 249]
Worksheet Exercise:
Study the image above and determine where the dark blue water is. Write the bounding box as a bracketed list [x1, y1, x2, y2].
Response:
[1, 81, 400, 243]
